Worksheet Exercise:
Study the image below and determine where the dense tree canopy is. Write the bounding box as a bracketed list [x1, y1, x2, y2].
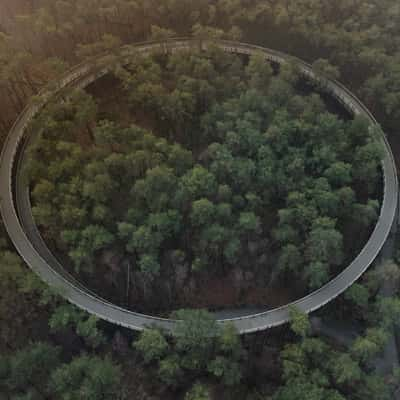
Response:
[0, 1, 399, 400]
[26, 47, 382, 311]
[134, 310, 244, 388]
[0, 343, 123, 400]
[275, 312, 395, 400]
[2, 0, 400, 142]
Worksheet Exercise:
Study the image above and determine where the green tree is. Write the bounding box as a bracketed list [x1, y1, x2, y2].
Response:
[328, 353, 362, 385]
[246, 53, 273, 91]
[50, 356, 122, 400]
[134, 329, 169, 364]
[139, 254, 161, 277]
[208, 355, 242, 386]
[351, 328, 389, 363]
[185, 383, 211, 400]
[312, 58, 341, 88]
[172, 309, 219, 371]
[191, 198, 216, 227]
[278, 244, 303, 274]
[376, 297, 400, 329]
[375, 260, 400, 287]
[158, 355, 183, 387]
[238, 212, 261, 235]
[289, 307, 310, 338]
[179, 166, 218, 202]
[353, 139, 383, 193]
[218, 323, 242, 356]
[355, 374, 393, 400]
[305, 261, 330, 289]
[49, 304, 105, 348]
[69, 225, 114, 271]
[324, 162, 352, 187]
[0, 249, 48, 349]
[76, 33, 122, 59]
[306, 218, 343, 266]
[2, 343, 60, 399]
[345, 283, 370, 308]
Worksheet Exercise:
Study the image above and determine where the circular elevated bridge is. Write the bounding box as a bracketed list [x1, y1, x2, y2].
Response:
[0, 38, 397, 334]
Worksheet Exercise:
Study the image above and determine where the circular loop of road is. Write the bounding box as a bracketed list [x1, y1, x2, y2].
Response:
[0, 38, 398, 334]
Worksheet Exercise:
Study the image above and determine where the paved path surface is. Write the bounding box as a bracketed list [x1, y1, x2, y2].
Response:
[311, 216, 399, 377]
[310, 317, 360, 347]
[0, 38, 398, 334]
[375, 224, 399, 375]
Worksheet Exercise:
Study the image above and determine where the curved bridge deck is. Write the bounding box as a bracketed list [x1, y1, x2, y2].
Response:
[0, 38, 397, 334]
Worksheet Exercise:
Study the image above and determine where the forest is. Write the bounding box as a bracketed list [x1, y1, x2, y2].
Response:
[26, 47, 382, 312]
[1, 1, 400, 399]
